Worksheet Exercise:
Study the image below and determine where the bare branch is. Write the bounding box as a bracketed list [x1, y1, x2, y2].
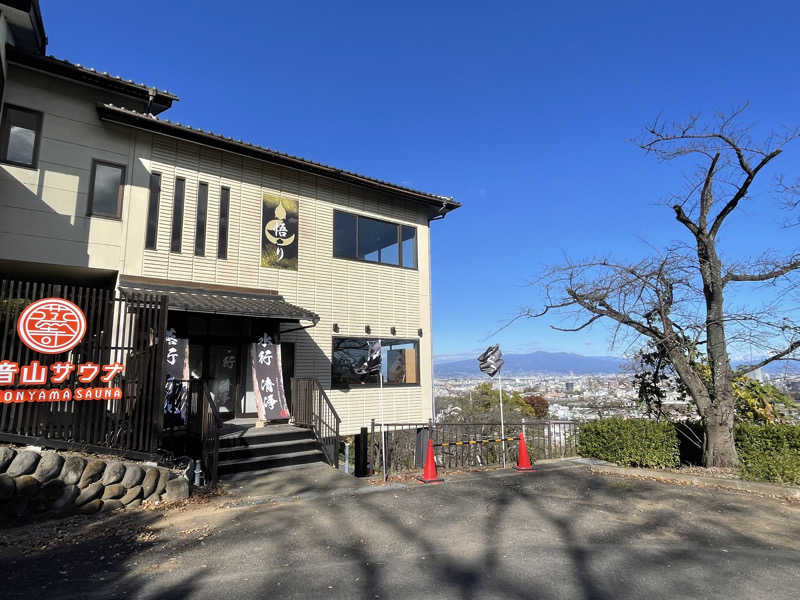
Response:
[734, 340, 800, 377]
[551, 314, 603, 332]
[724, 255, 800, 284]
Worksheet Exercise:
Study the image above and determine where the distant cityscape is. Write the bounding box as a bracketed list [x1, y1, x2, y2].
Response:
[434, 365, 800, 423]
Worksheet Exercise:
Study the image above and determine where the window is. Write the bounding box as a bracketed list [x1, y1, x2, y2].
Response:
[332, 337, 419, 388]
[218, 186, 230, 259]
[0, 104, 42, 168]
[195, 182, 208, 256]
[145, 172, 161, 249]
[87, 160, 126, 219]
[171, 177, 185, 252]
[333, 210, 417, 269]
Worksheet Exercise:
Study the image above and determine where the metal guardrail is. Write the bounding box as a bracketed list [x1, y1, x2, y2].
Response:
[371, 420, 580, 475]
[292, 377, 340, 468]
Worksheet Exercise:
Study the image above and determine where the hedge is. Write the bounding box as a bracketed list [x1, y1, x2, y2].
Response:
[735, 423, 800, 485]
[579, 418, 800, 484]
[578, 418, 679, 468]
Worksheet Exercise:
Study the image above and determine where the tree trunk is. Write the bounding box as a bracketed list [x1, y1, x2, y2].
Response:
[703, 399, 739, 467]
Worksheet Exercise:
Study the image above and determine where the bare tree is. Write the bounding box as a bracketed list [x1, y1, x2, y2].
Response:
[522, 107, 800, 467]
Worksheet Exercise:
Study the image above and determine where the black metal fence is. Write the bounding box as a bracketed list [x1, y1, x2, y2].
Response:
[0, 279, 167, 455]
[293, 377, 340, 468]
[371, 420, 580, 475]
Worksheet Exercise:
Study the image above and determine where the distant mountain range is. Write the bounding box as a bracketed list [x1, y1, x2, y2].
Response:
[434, 351, 625, 377]
[434, 350, 798, 377]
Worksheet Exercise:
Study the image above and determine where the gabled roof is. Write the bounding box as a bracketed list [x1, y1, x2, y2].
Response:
[96, 103, 460, 216]
[6, 45, 177, 114]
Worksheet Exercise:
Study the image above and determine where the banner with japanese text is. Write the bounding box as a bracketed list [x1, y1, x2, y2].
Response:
[164, 328, 189, 427]
[261, 191, 298, 271]
[250, 335, 289, 421]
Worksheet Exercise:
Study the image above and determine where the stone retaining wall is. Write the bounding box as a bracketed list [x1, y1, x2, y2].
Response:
[0, 444, 190, 521]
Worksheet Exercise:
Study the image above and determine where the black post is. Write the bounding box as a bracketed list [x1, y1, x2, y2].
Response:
[354, 427, 369, 477]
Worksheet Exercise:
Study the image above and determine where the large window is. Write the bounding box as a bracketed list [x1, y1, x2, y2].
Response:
[333, 211, 417, 269]
[1, 105, 43, 168]
[332, 337, 420, 388]
[87, 160, 126, 219]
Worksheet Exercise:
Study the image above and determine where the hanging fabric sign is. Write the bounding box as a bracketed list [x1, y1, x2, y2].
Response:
[261, 191, 298, 271]
[164, 328, 189, 427]
[250, 334, 289, 421]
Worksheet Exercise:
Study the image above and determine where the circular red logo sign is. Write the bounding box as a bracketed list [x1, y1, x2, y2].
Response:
[17, 298, 88, 354]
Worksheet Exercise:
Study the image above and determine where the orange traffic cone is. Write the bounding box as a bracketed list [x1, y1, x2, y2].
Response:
[514, 432, 536, 472]
[416, 438, 443, 484]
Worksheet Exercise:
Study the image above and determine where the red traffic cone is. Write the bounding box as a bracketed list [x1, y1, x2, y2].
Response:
[416, 438, 443, 484]
[514, 432, 536, 472]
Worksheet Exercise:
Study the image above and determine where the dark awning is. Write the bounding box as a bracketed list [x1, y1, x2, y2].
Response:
[118, 280, 319, 323]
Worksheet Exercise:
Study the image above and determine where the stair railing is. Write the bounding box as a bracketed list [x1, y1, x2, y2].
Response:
[291, 377, 340, 468]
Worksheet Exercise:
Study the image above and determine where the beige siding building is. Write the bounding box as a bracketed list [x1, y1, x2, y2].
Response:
[0, 0, 458, 452]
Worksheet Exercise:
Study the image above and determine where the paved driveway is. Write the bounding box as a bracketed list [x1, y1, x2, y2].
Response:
[3, 460, 800, 599]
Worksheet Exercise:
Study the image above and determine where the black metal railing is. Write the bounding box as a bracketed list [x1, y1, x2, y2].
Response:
[371, 420, 580, 475]
[188, 379, 220, 488]
[292, 377, 340, 468]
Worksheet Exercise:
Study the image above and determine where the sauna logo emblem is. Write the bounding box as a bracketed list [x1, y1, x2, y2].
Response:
[17, 297, 87, 354]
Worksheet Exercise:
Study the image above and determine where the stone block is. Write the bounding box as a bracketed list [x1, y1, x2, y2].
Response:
[60, 456, 86, 485]
[101, 461, 125, 486]
[75, 481, 103, 506]
[121, 464, 144, 488]
[101, 499, 124, 512]
[164, 477, 189, 502]
[141, 467, 159, 498]
[78, 460, 105, 488]
[120, 485, 143, 505]
[0, 473, 15, 500]
[33, 451, 64, 482]
[0, 446, 16, 472]
[78, 499, 103, 514]
[6, 450, 40, 477]
[51, 484, 79, 511]
[126, 498, 142, 509]
[102, 483, 125, 500]
[15, 475, 40, 498]
[41, 478, 65, 501]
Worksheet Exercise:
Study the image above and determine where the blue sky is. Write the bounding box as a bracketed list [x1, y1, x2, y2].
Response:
[43, 1, 800, 359]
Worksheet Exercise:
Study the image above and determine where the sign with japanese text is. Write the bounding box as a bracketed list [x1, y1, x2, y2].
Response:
[261, 191, 298, 271]
[1, 297, 124, 403]
[163, 328, 189, 427]
[250, 334, 289, 421]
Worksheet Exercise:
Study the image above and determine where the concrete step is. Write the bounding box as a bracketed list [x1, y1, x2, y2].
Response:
[218, 438, 320, 461]
[218, 449, 326, 475]
[219, 427, 314, 449]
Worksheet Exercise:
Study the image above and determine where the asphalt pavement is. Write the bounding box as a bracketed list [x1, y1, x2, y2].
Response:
[2, 459, 800, 599]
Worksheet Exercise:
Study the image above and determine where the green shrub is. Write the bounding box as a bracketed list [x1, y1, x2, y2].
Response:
[735, 423, 800, 485]
[578, 418, 679, 468]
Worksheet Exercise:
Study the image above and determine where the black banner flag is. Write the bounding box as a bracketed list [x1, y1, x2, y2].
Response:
[477, 344, 504, 378]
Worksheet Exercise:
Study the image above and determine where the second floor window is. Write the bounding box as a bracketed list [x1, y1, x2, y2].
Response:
[87, 160, 126, 219]
[0, 104, 43, 168]
[333, 211, 417, 269]
[218, 186, 230, 259]
[171, 177, 185, 252]
[195, 182, 208, 256]
[145, 172, 161, 249]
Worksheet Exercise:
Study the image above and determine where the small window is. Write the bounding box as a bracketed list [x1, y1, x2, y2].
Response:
[145, 172, 161, 249]
[218, 186, 230, 260]
[0, 104, 43, 168]
[195, 182, 208, 256]
[332, 337, 420, 388]
[171, 177, 185, 253]
[87, 160, 126, 219]
[358, 216, 399, 265]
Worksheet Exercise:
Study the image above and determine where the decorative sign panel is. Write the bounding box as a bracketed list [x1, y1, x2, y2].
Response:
[261, 191, 298, 271]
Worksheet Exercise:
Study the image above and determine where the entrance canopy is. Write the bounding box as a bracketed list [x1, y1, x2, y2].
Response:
[118, 277, 319, 324]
